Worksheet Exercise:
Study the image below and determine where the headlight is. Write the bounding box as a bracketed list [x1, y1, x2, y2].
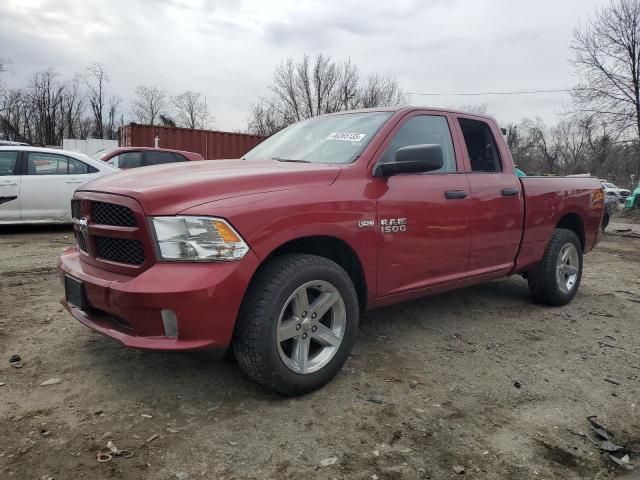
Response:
[150, 216, 249, 261]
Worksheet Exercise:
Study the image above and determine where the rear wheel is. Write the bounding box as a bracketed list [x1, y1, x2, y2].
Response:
[527, 228, 583, 306]
[233, 254, 359, 396]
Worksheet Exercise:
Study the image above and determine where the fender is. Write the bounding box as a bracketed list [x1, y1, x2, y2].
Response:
[179, 185, 378, 304]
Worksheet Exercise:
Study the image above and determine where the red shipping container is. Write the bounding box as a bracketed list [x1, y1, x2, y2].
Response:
[119, 124, 266, 160]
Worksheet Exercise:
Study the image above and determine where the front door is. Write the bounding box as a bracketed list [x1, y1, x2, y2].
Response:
[374, 113, 471, 297]
[0, 151, 21, 222]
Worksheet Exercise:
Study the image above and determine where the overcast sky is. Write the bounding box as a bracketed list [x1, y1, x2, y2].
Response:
[1, 0, 609, 131]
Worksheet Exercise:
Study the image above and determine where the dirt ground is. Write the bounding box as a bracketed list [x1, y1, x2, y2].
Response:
[1, 223, 639, 480]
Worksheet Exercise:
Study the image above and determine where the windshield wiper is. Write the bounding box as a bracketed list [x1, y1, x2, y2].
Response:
[271, 156, 311, 163]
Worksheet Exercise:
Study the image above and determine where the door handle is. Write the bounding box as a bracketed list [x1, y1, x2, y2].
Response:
[65, 180, 84, 184]
[445, 190, 468, 199]
[501, 188, 520, 197]
[0, 182, 18, 186]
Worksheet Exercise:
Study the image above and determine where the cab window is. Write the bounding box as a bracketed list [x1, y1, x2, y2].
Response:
[380, 115, 456, 173]
[459, 119, 502, 172]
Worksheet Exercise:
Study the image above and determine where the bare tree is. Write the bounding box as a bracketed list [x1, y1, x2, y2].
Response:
[131, 84, 167, 125]
[357, 74, 408, 109]
[247, 54, 407, 135]
[531, 121, 561, 175]
[61, 77, 85, 140]
[0, 88, 32, 142]
[105, 95, 122, 140]
[571, 0, 640, 177]
[246, 100, 284, 137]
[505, 118, 560, 175]
[159, 114, 177, 127]
[83, 63, 109, 138]
[27, 69, 66, 145]
[172, 91, 211, 129]
[457, 103, 489, 115]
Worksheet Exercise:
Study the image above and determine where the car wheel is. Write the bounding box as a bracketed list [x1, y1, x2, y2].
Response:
[233, 254, 359, 396]
[601, 213, 610, 232]
[527, 228, 583, 306]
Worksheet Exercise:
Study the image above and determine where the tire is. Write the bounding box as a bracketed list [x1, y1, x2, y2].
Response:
[601, 213, 609, 232]
[527, 228, 583, 306]
[233, 254, 359, 396]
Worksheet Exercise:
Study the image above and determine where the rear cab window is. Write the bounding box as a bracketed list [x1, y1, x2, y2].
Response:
[144, 151, 180, 165]
[0, 151, 18, 175]
[458, 118, 502, 172]
[380, 115, 457, 173]
[113, 152, 143, 168]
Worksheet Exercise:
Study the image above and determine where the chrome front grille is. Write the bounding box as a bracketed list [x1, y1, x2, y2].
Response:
[71, 195, 151, 271]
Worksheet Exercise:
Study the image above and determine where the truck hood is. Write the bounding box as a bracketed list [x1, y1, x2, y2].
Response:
[80, 159, 342, 214]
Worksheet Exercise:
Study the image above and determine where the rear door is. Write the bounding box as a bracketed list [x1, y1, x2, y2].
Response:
[454, 116, 524, 275]
[0, 151, 21, 222]
[374, 112, 471, 296]
[21, 152, 100, 221]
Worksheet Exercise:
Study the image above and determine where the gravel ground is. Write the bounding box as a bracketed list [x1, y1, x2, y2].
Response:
[0, 223, 639, 480]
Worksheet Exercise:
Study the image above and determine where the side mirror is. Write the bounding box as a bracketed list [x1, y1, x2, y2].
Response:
[375, 144, 444, 177]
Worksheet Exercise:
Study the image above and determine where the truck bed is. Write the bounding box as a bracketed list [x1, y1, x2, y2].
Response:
[514, 176, 603, 273]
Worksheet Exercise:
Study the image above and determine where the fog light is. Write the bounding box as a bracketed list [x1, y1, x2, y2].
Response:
[161, 309, 178, 338]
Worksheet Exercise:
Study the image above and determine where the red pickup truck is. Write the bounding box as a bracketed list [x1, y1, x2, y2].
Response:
[59, 107, 604, 395]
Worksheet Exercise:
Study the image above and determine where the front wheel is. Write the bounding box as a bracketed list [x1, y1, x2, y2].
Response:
[527, 228, 583, 306]
[233, 254, 359, 396]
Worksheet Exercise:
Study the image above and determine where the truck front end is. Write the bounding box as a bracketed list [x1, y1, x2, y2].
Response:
[59, 191, 259, 352]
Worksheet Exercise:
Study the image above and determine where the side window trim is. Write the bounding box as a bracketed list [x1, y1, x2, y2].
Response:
[17, 151, 27, 175]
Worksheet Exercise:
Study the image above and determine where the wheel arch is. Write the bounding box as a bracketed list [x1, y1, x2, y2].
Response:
[555, 212, 585, 250]
[255, 235, 368, 312]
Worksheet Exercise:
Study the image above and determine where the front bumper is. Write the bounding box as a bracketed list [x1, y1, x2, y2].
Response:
[59, 247, 259, 351]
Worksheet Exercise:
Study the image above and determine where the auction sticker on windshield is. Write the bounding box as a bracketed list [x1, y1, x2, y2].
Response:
[327, 132, 366, 142]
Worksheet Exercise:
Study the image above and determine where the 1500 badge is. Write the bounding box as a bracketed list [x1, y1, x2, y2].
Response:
[380, 217, 407, 233]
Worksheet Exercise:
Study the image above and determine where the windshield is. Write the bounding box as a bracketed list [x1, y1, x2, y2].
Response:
[243, 112, 393, 164]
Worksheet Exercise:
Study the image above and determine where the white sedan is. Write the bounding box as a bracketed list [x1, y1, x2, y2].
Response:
[0, 146, 118, 224]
